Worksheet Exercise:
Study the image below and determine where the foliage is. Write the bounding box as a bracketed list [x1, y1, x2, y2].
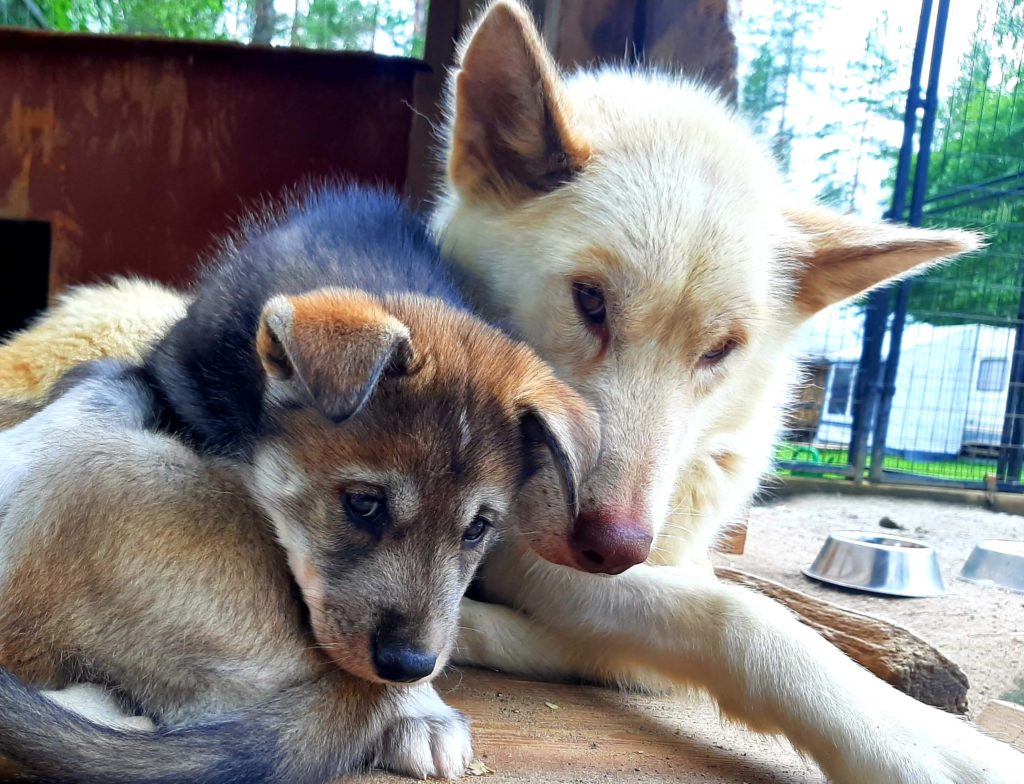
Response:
[34, 0, 228, 37]
[739, 0, 830, 174]
[814, 14, 904, 211]
[906, 0, 1024, 326]
[20, 0, 425, 56]
[289, 0, 415, 53]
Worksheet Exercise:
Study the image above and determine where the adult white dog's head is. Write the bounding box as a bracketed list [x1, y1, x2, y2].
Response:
[434, 1, 981, 574]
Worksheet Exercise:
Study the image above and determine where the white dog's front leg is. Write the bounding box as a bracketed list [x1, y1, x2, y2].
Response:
[455, 598, 591, 681]
[480, 548, 1022, 784]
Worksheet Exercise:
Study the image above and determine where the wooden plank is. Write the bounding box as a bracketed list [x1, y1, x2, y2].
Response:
[404, 0, 491, 204]
[0, 670, 819, 782]
[541, 0, 737, 102]
[714, 511, 748, 555]
[358, 669, 819, 783]
[978, 700, 1024, 752]
[543, 0, 640, 68]
[642, 0, 738, 103]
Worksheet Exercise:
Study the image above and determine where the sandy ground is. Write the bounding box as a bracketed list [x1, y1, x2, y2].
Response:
[714, 493, 1024, 716]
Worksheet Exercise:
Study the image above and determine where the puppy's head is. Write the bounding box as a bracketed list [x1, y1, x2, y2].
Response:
[246, 288, 597, 684]
[435, 1, 982, 573]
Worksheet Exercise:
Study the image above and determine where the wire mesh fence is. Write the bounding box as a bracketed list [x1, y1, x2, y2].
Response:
[743, 0, 1024, 490]
[1, 0, 49, 28]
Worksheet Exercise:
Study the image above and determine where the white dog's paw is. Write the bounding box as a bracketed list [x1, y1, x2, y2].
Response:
[376, 685, 473, 780]
[922, 727, 1023, 784]
[840, 708, 1024, 784]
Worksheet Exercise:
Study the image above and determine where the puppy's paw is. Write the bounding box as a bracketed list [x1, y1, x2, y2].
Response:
[376, 685, 473, 780]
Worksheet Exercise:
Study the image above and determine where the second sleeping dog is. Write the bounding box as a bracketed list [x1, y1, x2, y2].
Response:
[0, 186, 599, 783]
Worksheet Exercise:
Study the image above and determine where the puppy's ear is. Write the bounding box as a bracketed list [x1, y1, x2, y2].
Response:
[448, 0, 591, 203]
[787, 205, 984, 318]
[256, 290, 413, 422]
[517, 381, 600, 518]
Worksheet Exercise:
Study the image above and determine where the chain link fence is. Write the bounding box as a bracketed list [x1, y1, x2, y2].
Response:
[766, 0, 1024, 490]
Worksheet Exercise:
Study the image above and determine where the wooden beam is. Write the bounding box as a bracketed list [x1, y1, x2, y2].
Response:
[716, 566, 970, 714]
[543, 0, 640, 68]
[359, 669, 818, 783]
[540, 0, 738, 102]
[642, 0, 738, 103]
[404, 0, 491, 205]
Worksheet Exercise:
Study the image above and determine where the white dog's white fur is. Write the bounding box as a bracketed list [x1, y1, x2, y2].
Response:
[0, 2, 1019, 782]
[437, 4, 1021, 783]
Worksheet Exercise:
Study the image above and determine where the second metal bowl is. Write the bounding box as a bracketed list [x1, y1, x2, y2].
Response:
[960, 540, 1024, 594]
[802, 530, 945, 598]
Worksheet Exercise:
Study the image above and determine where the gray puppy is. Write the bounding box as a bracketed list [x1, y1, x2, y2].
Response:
[0, 187, 598, 784]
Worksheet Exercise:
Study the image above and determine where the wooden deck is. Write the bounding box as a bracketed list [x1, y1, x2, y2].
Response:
[0, 670, 822, 783]
[361, 669, 821, 783]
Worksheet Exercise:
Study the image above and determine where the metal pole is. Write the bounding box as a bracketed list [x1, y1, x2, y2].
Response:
[996, 261, 1024, 483]
[21, 0, 50, 28]
[870, 0, 950, 481]
[848, 0, 934, 482]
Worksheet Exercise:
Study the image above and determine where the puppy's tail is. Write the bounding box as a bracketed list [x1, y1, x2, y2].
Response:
[0, 668, 374, 784]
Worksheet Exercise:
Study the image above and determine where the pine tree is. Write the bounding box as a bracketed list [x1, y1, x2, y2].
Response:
[814, 13, 903, 212]
[739, 0, 829, 175]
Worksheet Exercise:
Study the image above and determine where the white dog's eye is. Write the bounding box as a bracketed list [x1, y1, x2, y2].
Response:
[700, 339, 738, 366]
[572, 281, 607, 329]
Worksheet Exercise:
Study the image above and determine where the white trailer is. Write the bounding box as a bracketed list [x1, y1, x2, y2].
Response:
[795, 308, 1016, 459]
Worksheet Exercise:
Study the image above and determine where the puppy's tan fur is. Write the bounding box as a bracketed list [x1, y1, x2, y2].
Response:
[0, 3, 1020, 782]
[0, 274, 598, 781]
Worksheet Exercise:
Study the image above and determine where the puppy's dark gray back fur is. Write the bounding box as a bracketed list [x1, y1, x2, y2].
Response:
[144, 185, 465, 457]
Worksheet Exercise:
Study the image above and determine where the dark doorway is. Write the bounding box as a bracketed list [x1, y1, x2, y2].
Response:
[0, 219, 50, 337]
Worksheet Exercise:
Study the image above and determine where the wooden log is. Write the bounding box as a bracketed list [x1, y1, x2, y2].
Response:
[715, 566, 970, 714]
[713, 510, 748, 555]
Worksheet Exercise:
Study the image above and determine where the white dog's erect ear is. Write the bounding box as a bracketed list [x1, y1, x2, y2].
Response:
[787, 206, 984, 318]
[256, 290, 413, 422]
[448, 0, 591, 203]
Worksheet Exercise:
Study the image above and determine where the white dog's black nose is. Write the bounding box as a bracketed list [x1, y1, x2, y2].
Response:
[373, 642, 437, 683]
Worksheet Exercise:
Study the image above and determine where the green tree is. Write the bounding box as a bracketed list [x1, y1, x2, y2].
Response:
[815, 14, 903, 212]
[34, 0, 228, 38]
[739, 0, 829, 174]
[24, 0, 425, 57]
[905, 0, 1024, 326]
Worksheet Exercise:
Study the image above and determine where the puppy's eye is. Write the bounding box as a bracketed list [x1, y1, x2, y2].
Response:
[344, 492, 384, 522]
[700, 339, 738, 366]
[462, 515, 492, 548]
[572, 281, 607, 328]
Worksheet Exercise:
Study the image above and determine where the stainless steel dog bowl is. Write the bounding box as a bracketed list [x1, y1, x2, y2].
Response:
[960, 540, 1024, 594]
[802, 530, 945, 597]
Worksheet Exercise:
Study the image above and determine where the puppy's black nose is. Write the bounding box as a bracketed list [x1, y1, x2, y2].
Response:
[372, 642, 437, 683]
